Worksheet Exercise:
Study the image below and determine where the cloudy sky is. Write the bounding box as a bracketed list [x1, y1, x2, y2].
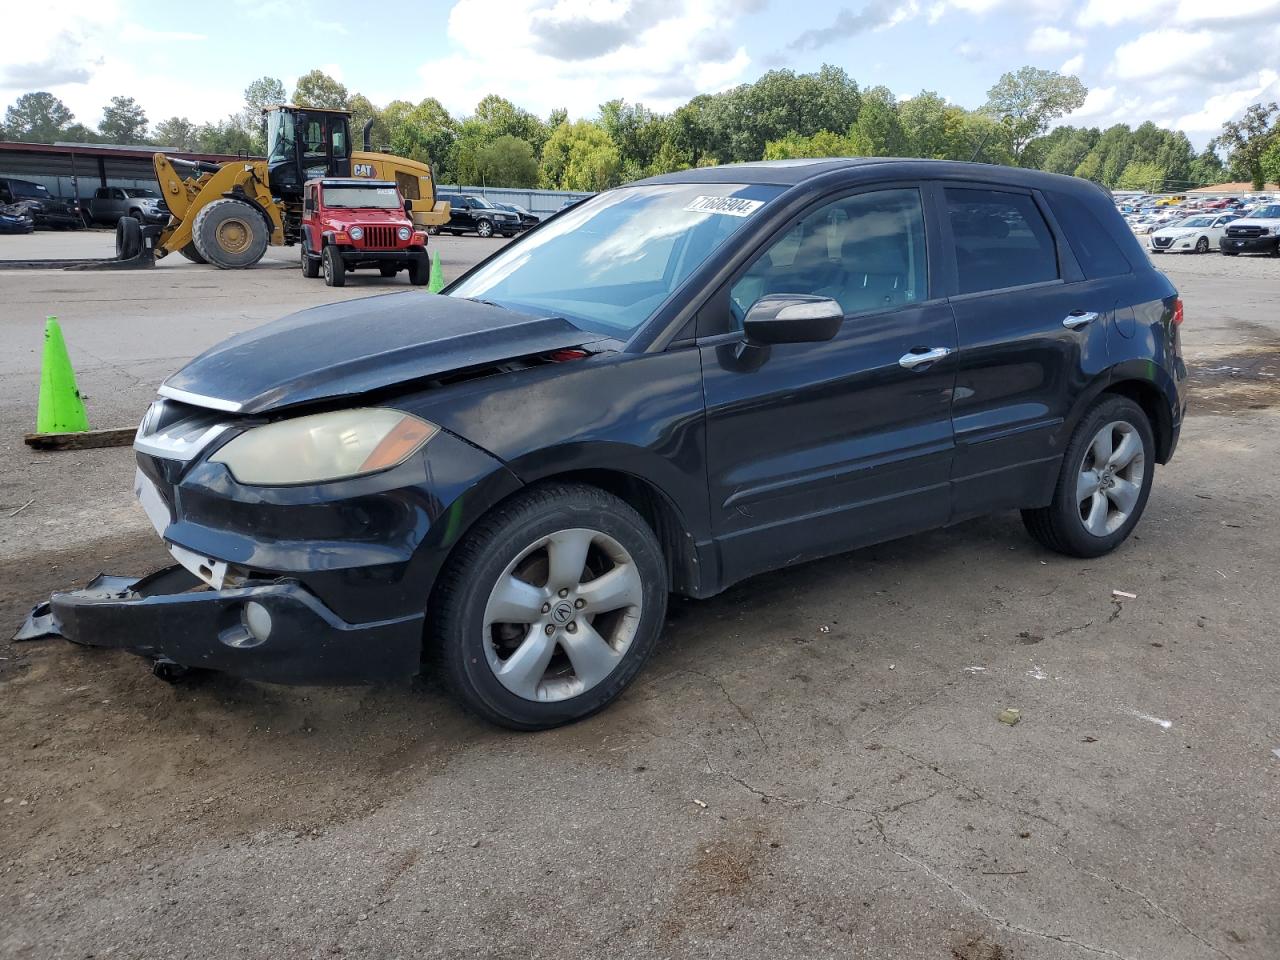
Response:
[4, 0, 1279, 146]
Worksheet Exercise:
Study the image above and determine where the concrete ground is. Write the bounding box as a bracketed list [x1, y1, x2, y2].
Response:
[1, 236, 1279, 960]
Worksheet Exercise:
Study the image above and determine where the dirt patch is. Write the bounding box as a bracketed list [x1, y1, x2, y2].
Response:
[660, 829, 772, 940]
[1187, 343, 1280, 415]
[0, 530, 487, 879]
[951, 932, 1006, 960]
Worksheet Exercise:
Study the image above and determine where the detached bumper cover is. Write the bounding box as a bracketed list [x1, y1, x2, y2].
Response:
[45, 565, 423, 684]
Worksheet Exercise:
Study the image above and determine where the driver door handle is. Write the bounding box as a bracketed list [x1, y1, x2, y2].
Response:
[898, 346, 952, 370]
[1063, 310, 1099, 329]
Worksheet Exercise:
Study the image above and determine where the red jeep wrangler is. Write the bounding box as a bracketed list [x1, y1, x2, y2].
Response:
[301, 178, 430, 287]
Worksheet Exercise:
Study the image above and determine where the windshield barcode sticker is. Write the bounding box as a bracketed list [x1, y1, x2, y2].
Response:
[684, 196, 763, 217]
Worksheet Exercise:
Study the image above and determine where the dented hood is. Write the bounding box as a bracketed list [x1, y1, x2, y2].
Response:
[161, 292, 605, 415]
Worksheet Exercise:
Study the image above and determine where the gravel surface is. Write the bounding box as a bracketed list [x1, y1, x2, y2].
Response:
[2, 248, 1279, 960]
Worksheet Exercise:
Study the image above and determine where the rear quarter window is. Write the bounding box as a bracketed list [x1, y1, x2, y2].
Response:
[945, 188, 1060, 295]
[1046, 192, 1133, 280]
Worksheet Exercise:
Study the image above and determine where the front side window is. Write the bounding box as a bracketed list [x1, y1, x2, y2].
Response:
[267, 110, 295, 165]
[947, 188, 1059, 295]
[730, 188, 928, 324]
[13, 181, 51, 199]
[451, 182, 784, 336]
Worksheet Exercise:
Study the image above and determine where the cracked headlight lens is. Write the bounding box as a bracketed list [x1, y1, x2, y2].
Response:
[211, 409, 438, 485]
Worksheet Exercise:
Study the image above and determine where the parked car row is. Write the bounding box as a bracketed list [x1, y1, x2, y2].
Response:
[0, 177, 84, 229]
[0, 177, 176, 231]
[1116, 192, 1280, 256]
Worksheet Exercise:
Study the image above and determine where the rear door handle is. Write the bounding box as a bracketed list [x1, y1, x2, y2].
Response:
[898, 346, 952, 370]
[1063, 310, 1099, 329]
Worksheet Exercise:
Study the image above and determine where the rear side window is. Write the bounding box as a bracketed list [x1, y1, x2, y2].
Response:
[946, 188, 1058, 295]
[1045, 192, 1132, 279]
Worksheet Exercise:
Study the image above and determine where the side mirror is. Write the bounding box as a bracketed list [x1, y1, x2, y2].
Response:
[404, 199, 413, 216]
[743, 295, 843, 346]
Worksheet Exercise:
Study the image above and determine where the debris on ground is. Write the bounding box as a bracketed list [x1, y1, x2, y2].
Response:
[1130, 711, 1173, 730]
[1112, 590, 1137, 599]
[998, 708, 1021, 726]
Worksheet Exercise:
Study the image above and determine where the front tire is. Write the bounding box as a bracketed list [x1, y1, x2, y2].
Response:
[407, 254, 429, 286]
[433, 483, 668, 730]
[475, 219, 494, 238]
[1195, 237, 1209, 254]
[1021, 395, 1155, 558]
[114, 216, 141, 259]
[191, 198, 269, 269]
[322, 245, 345, 287]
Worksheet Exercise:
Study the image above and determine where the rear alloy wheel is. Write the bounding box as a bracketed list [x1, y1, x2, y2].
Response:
[1195, 237, 1210, 254]
[1022, 395, 1154, 558]
[434, 483, 667, 729]
[476, 219, 494, 238]
[191, 198, 269, 269]
[427, 226, 440, 236]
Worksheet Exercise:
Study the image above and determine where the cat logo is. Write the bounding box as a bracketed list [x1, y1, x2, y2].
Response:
[353, 163, 376, 177]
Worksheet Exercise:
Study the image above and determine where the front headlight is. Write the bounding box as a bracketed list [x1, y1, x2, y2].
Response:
[397, 226, 412, 241]
[349, 226, 364, 240]
[210, 409, 438, 485]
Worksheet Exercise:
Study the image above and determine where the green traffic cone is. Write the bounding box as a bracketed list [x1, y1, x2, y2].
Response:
[36, 316, 90, 434]
[428, 250, 445, 293]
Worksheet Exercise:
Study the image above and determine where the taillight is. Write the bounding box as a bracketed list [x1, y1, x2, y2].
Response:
[547, 348, 588, 362]
[1172, 298, 1184, 326]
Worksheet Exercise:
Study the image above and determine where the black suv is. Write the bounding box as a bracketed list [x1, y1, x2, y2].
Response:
[44, 160, 1185, 730]
[432, 192, 521, 237]
[0, 177, 83, 229]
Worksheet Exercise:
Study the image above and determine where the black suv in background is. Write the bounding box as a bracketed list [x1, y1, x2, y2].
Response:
[432, 192, 522, 237]
[46, 160, 1185, 730]
[0, 177, 83, 229]
[493, 202, 540, 231]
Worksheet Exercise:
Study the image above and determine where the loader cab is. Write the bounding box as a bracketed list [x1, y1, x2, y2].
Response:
[264, 105, 352, 201]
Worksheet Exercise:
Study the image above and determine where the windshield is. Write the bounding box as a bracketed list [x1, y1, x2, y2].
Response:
[1178, 217, 1212, 227]
[12, 182, 50, 198]
[451, 182, 784, 335]
[322, 186, 402, 209]
[1250, 204, 1280, 219]
[468, 196, 495, 209]
[124, 188, 157, 198]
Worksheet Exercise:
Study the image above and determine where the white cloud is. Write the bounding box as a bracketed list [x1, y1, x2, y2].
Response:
[1176, 69, 1280, 134]
[1027, 26, 1079, 53]
[415, 0, 755, 118]
[1077, 0, 1163, 28]
[1060, 53, 1084, 75]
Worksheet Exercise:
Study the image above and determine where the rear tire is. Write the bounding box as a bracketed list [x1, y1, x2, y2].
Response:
[427, 226, 440, 236]
[433, 483, 668, 730]
[301, 250, 320, 278]
[1021, 395, 1155, 559]
[322, 245, 345, 287]
[114, 216, 141, 259]
[191, 198, 269, 269]
[179, 242, 207, 264]
[379, 265, 398, 277]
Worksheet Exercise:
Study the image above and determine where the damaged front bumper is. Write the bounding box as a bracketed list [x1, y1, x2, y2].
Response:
[22, 565, 423, 684]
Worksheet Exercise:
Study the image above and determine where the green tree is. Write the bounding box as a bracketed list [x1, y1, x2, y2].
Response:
[984, 66, 1088, 162]
[241, 76, 286, 150]
[899, 91, 950, 159]
[386, 97, 457, 179]
[1257, 139, 1280, 187]
[600, 99, 670, 178]
[293, 69, 349, 109]
[1215, 102, 1279, 191]
[153, 116, 196, 150]
[4, 91, 74, 143]
[1188, 146, 1227, 187]
[847, 86, 906, 157]
[763, 129, 854, 159]
[540, 121, 620, 190]
[99, 96, 148, 143]
[472, 135, 539, 187]
[1115, 160, 1166, 192]
[193, 117, 255, 155]
[1029, 126, 1099, 175]
[473, 94, 547, 151]
[709, 65, 862, 163]
[347, 93, 386, 151]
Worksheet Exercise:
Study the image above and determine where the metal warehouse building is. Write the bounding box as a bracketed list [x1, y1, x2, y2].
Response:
[0, 141, 248, 200]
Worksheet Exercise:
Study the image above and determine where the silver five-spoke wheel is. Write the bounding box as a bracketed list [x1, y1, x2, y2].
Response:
[1077, 420, 1145, 537]
[483, 528, 644, 702]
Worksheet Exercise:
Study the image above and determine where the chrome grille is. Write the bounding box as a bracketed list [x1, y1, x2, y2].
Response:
[134, 398, 230, 462]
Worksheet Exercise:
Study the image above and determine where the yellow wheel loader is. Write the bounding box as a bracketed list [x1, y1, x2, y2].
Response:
[149, 105, 450, 269]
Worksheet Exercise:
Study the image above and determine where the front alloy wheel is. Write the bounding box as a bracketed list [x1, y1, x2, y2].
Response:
[434, 483, 667, 729]
[476, 219, 494, 238]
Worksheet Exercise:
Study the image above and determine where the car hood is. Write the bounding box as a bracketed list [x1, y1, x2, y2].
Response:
[1152, 226, 1202, 237]
[161, 292, 609, 415]
[323, 209, 411, 229]
[1226, 217, 1280, 228]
